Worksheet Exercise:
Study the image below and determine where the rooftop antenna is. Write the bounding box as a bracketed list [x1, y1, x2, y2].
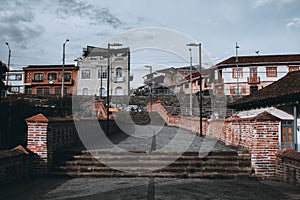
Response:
[255, 50, 260, 55]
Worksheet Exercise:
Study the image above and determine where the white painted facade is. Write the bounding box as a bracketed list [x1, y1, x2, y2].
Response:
[76, 46, 130, 96]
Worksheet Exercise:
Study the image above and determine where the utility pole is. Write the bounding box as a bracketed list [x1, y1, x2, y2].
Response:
[189, 48, 193, 116]
[5, 42, 11, 97]
[235, 42, 240, 97]
[61, 39, 69, 97]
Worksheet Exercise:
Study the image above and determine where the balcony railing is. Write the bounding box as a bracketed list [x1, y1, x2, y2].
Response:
[247, 76, 260, 84]
[30, 79, 74, 85]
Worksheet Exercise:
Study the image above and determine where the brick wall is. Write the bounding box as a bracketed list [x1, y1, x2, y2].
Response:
[149, 101, 208, 135]
[149, 101, 281, 179]
[26, 114, 78, 173]
[0, 146, 34, 185]
[276, 148, 300, 185]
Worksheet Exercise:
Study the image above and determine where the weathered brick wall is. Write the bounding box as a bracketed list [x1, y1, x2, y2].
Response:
[149, 101, 281, 179]
[208, 117, 280, 178]
[149, 101, 208, 135]
[26, 114, 78, 173]
[0, 146, 34, 185]
[276, 148, 300, 185]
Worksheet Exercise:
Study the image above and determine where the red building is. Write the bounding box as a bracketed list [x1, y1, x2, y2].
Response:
[23, 64, 78, 95]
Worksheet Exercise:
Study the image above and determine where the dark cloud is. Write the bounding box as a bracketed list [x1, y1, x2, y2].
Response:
[0, 0, 45, 48]
[57, 0, 122, 28]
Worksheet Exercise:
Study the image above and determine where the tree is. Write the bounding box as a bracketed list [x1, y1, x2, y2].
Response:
[0, 61, 8, 99]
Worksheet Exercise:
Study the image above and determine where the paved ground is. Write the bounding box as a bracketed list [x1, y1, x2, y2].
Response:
[1, 126, 299, 200]
[1, 177, 300, 200]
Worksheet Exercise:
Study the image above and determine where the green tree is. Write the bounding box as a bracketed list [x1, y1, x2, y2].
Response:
[0, 61, 8, 99]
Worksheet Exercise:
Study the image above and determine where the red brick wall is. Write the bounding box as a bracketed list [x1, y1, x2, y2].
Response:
[276, 148, 300, 185]
[149, 101, 281, 179]
[26, 114, 78, 173]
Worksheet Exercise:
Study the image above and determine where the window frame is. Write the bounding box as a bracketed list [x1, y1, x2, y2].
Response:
[81, 69, 91, 79]
[266, 67, 278, 77]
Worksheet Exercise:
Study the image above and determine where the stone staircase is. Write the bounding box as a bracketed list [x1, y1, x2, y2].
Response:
[50, 147, 254, 179]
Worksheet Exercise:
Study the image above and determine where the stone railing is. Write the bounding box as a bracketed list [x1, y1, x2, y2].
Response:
[276, 147, 300, 185]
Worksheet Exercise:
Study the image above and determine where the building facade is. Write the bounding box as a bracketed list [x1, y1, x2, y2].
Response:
[212, 54, 300, 96]
[23, 64, 78, 95]
[5, 70, 25, 94]
[76, 46, 131, 96]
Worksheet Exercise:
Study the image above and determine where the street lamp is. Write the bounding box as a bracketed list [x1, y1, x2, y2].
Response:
[106, 42, 122, 134]
[5, 42, 11, 97]
[188, 48, 193, 116]
[235, 42, 240, 97]
[187, 43, 203, 136]
[144, 65, 153, 112]
[61, 39, 69, 97]
[145, 65, 156, 151]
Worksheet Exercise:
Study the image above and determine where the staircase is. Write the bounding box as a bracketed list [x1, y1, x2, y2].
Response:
[51, 147, 253, 179]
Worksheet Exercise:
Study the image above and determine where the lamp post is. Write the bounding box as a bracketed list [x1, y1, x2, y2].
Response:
[5, 42, 11, 97]
[235, 42, 239, 97]
[144, 65, 153, 112]
[61, 39, 69, 97]
[187, 43, 203, 136]
[188, 48, 193, 116]
[106, 43, 122, 135]
[145, 65, 156, 151]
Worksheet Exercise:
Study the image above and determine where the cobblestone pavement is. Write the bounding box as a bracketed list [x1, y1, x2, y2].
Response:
[1, 177, 300, 200]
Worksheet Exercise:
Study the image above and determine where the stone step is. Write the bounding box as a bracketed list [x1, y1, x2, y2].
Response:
[49, 171, 253, 179]
[56, 165, 252, 174]
[62, 159, 251, 167]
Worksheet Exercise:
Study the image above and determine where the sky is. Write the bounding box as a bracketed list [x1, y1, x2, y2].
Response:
[0, 0, 300, 87]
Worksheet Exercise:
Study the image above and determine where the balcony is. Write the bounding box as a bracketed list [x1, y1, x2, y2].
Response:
[247, 76, 260, 84]
[30, 78, 74, 85]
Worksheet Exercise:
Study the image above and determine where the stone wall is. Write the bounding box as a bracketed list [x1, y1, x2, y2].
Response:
[276, 148, 300, 185]
[0, 146, 34, 185]
[26, 114, 78, 173]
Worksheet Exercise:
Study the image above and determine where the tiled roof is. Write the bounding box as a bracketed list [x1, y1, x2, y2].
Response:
[229, 70, 300, 110]
[24, 64, 77, 70]
[83, 46, 130, 57]
[215, 54, 300, 68]
[183, 68, 211, 81]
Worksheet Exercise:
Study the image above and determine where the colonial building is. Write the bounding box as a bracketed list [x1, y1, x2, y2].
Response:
[212, 54, 300, 96]
[76, 46, 131, 96]
[5, 70, 25, 94]
[23, 64, 78, 95]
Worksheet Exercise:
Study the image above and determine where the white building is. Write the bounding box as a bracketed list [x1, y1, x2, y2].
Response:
[5, 70, 25, 94]
[76, 46, 131, 96]
[212, 54, 300, 96]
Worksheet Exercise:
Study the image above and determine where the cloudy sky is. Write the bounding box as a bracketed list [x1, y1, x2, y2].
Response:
[0, 0, 300, 73]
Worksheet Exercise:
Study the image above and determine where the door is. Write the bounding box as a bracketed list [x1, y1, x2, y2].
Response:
[281, 120, 294, 149]
[249, 67, 258, 83]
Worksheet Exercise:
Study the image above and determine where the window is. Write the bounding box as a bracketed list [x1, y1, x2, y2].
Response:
[82, 88, 89, 96]
[34, 73, 44, 81]
[232, 68, 243, 78]
[26, 88, 32, 94]
[98, 66, 107, 79]
[48, 73, 57, 81]
[44, 88, 50, 95]
[266, 67, 277, 77]
[8, 74, 22, 81]
[185, 83, 189, 88]
[288, 66, 300, 72]
[116, 67, 123, 78]
[64, 73, 72, 82]
[230, 86, 241, 95]
[81, 70, 91, 79]
[36, 88, 43, 94]
[55, 87, 61, 95]
[102, 69, 107, 79]
[115, 87, 123, 96]
[99, 87, 106, 97]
